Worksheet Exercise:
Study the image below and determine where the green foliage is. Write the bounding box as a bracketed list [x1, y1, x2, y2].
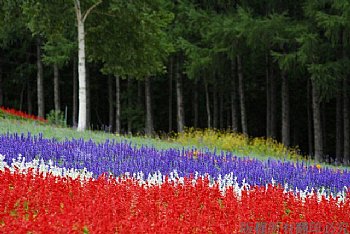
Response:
[296, 0, 350, 100]
[88, 0, 174, 78]
[0, 110, 13, 120]
[46, 110, 66, 128]
[21, 0, 76, 66]
[41, 34, 76, 66]
[0, 0, 30, 47]
[121, 106, 144, 133]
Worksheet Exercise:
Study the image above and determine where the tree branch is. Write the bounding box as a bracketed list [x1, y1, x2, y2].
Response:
[82, 0, 102, 23]
[73, 0, 81, 20]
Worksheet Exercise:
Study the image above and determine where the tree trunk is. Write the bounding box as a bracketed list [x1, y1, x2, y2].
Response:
[137, 81, 143, 108]
[24, 54, 31, 113]
[322, 103, 327, 156]
[168, 57, 173, 132]
[219, 86, 224, 129]
[292, 123, 298, 147]
[344, 77, 350, 165]
[312, 79, 323, 163]
[281, 71, 290, 147]
[53, 63, 61, 123]
[27, 78, 32, 114]
[115, 75, 121, 134]
[0, 64, 3, 106]
[36, 38, 45, 118]
[266, 55, 271, 137]
[193, 78, 199, 128]
[176, 57, 185, 133]
[74, 0, 101, 131]
[270, 64, 277, 139]
[237, 55, 248, 135]
[72, 57, 78, 128]
[231, 60, 238, 132]
[137, 80, 144, 131]
[204, 75, 211, 128]
[336, 81, 343, 164]
[76, 15, 87, 131]
[226, 109, 230, 130]
[127, 77, 132, 134]
[145, 77, 153, 135]
[213, 79, 218, 129]
[108, 75, 114, 131]
[20, 84, 25, 111]
[307, 79, 313, 157]
[86, 64, 91, 129]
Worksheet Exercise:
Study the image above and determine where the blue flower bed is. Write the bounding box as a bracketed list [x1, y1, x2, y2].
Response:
[0, 133, 349, 193]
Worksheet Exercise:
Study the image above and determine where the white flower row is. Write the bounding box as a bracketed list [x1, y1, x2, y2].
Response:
[120, 170, 347, 204]
[0, 154, 347, 204]
[0, 154, 93, 180]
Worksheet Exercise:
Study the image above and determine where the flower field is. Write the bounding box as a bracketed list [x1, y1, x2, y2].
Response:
[173, 128, 303, 161]
[1, 133, 350, 233]
[0, 107, 47, 123]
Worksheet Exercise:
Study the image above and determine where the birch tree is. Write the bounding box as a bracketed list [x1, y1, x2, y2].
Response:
[72, 0, 101, 131]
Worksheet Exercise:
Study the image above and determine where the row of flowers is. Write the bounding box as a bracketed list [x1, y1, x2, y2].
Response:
[1, 131, 350, 233]
[1, 155, 346, 200]
[0, 133, 349, 194]
[0, 158, 350, 233]
[0, 107, 47, 123]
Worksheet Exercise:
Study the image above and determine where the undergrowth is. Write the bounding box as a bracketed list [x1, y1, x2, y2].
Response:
[171, 128, 305, 161]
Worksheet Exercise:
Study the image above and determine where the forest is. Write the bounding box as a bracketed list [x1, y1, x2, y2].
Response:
[0, 0, 349, 164]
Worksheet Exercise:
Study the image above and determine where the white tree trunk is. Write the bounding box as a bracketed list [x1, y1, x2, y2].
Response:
[76, 18, 87, 131]
[74, 0, 101, 131]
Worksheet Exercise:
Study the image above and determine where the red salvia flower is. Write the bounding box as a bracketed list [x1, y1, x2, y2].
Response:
[1, 170, 350, 233]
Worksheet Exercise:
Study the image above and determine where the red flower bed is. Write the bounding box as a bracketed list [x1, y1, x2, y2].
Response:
[0, 107, 47, 123]
[0, 169, 349, 233]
